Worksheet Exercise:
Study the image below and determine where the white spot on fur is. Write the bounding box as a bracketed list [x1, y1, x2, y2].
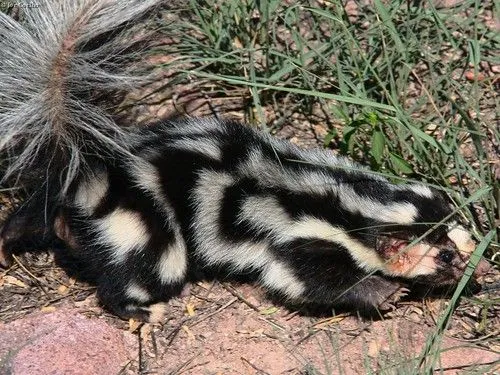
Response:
[447, 225, 475, 254]
[74, 169, 109, 215]
[261, 262, 305, 299]
[96, 208, 150, 264]
[157, 241, 188, 283]
[127, 157, 189, 277]
[282, 217, 441, 278]
[126, 282, 150, 303]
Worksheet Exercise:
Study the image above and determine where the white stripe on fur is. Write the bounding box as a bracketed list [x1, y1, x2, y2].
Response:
[126, 282, 151, 303]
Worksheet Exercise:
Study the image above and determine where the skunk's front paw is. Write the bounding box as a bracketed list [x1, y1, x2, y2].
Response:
[376, 284, 410, 311]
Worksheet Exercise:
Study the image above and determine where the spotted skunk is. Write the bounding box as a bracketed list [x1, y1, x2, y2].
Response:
[0, 0, 490, 322]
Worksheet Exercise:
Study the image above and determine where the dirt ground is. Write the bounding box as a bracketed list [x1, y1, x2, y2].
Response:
[0, 249, 499, 374]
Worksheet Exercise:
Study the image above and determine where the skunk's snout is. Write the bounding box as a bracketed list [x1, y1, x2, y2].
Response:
[471, 257, 492, 277]
[447, 248, 491, 280]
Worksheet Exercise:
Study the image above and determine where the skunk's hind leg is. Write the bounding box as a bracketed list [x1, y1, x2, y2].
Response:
[59, 205, 188, 323]
[91, 255, 186, 323]
[95, 276, 174, 323]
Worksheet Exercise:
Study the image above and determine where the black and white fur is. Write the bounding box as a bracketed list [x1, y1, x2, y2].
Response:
[0, 0, 489, 322]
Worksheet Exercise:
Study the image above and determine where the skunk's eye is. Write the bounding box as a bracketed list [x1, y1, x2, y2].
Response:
[438, 249, 455, 264]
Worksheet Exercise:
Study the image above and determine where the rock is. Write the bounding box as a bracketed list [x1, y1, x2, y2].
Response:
[0, 309, 133, 375]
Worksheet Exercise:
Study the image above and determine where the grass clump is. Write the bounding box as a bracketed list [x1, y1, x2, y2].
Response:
[158, 0, 498, 254]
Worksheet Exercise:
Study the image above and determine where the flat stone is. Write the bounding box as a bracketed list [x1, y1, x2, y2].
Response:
[0, 309, 132, 375]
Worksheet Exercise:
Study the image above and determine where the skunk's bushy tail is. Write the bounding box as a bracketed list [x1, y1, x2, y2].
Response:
[0, 0, 162, 197]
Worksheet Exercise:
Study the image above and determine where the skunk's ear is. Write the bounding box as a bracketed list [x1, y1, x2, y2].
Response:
[376, 236, 409, 260]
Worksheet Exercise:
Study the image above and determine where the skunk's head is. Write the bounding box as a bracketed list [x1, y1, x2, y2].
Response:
[376, 224, 491, 285]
